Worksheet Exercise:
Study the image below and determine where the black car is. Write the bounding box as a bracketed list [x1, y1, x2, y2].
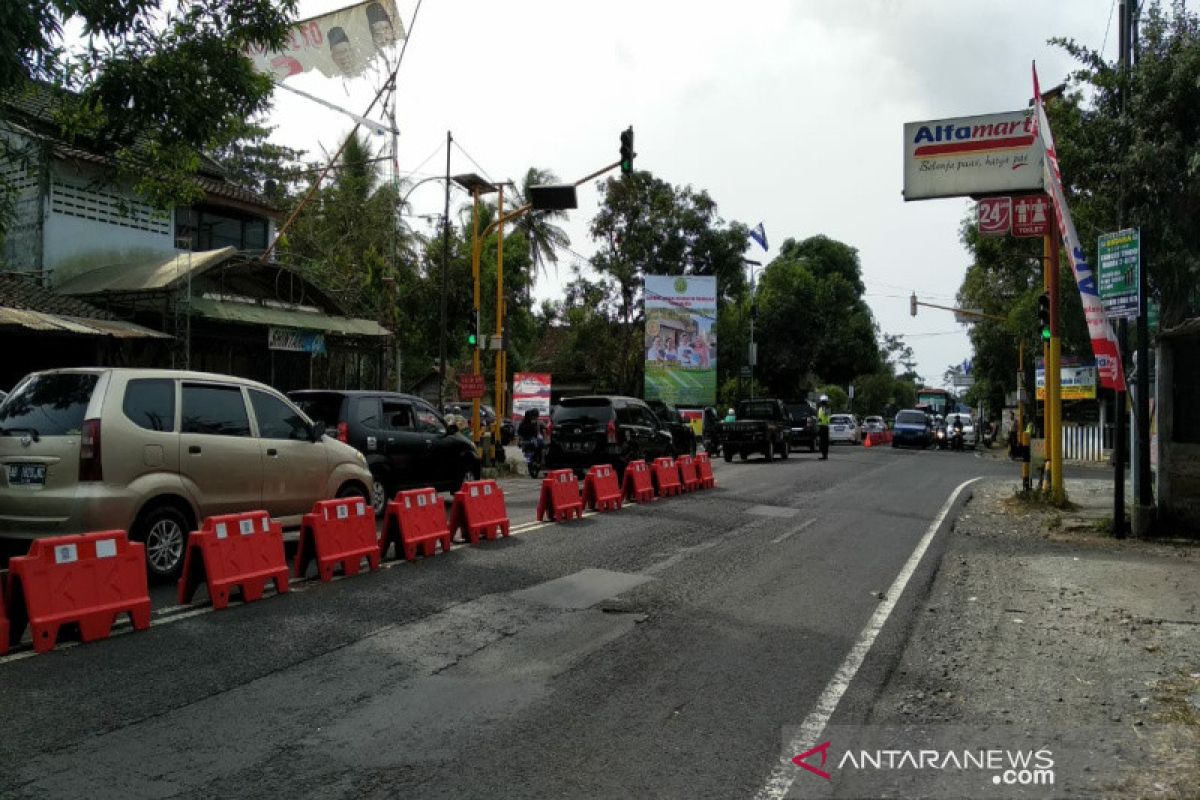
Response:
[289, 390, 481, 515]
[546, 396, 675, 479]
[444, 402, 514, 446]
[786, 401, 818, 452]
[645, 399, 697, 457]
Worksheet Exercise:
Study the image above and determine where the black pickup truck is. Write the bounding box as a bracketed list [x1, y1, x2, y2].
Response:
[717, 398, 791, 462]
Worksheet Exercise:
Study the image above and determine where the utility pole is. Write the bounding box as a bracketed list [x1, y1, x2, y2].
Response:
[438, 131, 451, 406]
[1130, 0, 1153, 534]
[1114, 2, 1131, 537]
[1047, 209, 1064, 502]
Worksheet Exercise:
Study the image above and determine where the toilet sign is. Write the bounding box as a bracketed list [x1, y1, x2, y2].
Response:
[976, 196, 1011, 236]
[1012, 194, 1051, 237]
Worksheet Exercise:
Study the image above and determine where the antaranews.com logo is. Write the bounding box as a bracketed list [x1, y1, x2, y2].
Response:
[793, 740, 1055, 787]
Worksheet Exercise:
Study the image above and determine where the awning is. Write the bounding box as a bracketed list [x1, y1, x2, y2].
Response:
[0, 306, 170, 338]
[188, 297, 390, 338]
[55, 247, 239, 295]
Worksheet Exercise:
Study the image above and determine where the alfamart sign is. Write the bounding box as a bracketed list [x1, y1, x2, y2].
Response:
[903, 110, 1045, 200]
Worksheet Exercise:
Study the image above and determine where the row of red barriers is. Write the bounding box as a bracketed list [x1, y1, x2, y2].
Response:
[863, 430, 894, 447]
[536, 454, 718, 523]
[1, 456, 724, 654]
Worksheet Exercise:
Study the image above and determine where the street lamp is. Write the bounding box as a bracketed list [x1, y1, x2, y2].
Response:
[450, 173, 498, 447]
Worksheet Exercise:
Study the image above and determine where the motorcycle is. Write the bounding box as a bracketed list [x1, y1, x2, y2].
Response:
[950, 427, 965, 451]
[521, 435, 544, 479]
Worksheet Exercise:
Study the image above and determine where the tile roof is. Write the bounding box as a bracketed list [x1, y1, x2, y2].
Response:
[0, 271, 116, 319]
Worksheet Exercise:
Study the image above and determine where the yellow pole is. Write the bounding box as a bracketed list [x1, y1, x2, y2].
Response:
[471, 188, 482, 446]
[493, 186, 505, 463]
[1019, 340, 1030, 490]
[1042, 235, 1053, 494]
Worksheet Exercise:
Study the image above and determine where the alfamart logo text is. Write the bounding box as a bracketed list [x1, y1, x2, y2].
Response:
[793, 741, 1055, 787]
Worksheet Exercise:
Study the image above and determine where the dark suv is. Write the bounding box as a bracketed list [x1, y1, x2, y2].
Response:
[546, 396, 675, 479]
[645, 399, 697, 457]
[786, 401, 818, 452]
[289, 390, 480, 515]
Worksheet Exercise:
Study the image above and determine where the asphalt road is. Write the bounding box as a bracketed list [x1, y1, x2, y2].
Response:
[0, 445, 1028, 799]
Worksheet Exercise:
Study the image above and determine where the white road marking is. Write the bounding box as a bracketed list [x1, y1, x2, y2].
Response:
[753, 476, 980, 800]
[770, 518, 816, 544]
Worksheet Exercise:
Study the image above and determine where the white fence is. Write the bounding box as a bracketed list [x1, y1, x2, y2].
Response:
[1060, 423, 1106, 462]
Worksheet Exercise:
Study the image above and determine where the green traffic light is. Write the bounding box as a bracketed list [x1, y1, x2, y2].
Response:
[1041, 328, 1051, 341]
[468, 333, 477, 346]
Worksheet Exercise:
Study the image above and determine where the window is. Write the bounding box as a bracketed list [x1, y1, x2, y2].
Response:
[250, 390, 309, 440]
[634, 406, 659, 428]
[381, 401, 413, 431]
[181, 384, 250, 437]
[292, 393, 343, 430]
[123, 379, 175, 432]
[616, 406, 639, 425]
[0, 373, 99, 436]
[355, 398, 381, 429]
[414, 404, 446, 435]
[177, 205, 271, 252]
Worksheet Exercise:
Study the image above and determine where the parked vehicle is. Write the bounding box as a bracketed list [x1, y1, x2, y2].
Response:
[444, 402, 514, 446]
[645, 399, 697, 457]
[717, 399, 791, 462]
[862, 416, 887, 435]
[786, 401, 818, 452]
[0, 369, 372, 580]
[290, 390, 481, 516]
[828, 414, 861, 445]
[545, 396, 675, 479]
[891, 409, 933, 448]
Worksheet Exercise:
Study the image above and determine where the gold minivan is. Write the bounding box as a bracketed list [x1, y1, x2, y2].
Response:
[0, 368, 373, 580]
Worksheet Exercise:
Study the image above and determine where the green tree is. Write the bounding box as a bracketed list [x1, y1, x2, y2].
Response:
[2, 0, 297, 217]
[512, 167, 571, 276]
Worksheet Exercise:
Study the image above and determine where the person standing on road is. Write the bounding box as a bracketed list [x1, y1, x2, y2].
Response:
[817, 396, 831, 460]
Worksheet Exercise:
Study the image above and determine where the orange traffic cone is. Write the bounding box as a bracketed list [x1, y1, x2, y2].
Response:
[863, 434, 873, 448]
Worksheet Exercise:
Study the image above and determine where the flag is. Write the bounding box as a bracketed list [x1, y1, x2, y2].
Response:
[1031, 62, 1126, 391]
[748, 222, 768, 252]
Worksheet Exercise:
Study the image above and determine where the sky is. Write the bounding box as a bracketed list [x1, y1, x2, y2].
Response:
[263, 0, 1118, 388]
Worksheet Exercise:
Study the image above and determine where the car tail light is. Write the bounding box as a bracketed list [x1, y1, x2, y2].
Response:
[79, 418, 103, 482]
[337, 422, 349, 443]
[606, 419, 619, 444]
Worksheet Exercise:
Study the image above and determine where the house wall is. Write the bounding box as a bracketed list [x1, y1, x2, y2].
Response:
[42, 160, 176, 286]
[0, 131, 46, 270]
[1158, 334, 1200, 531]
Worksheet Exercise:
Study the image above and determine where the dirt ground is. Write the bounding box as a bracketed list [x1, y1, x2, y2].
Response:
[860, 478, 1200, 799]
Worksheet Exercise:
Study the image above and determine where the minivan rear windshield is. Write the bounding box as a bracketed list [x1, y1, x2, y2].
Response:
[0, 373, 99, 436]
[290, 394, 343, 428]
[553, 400, 614, 424]
[896, 411, 926, 424]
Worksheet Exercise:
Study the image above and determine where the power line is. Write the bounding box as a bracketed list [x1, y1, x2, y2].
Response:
[451, 140, 494, 184]
[1102, 0, 1117, 59]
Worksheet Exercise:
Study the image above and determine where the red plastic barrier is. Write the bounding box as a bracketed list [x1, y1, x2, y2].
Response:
[178, 511, 289, 610]
[582, 464, 623, 512]
[652, 457, 682, 497]
[675, 455, 701, 492]
[449, 480, 511, 544]
[622, 459, 655, 503]
[6, 531, 150, 654]
[695, 453, 716, 489]
[0, 579, 8, 655]
[381, 488, 453, 561]
[537, 469, 584, 522]
[294, 497, 380, 581]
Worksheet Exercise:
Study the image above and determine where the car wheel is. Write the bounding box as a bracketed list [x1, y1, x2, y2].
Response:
[724, 451, 734, 463]
[337, 481, 369, 501]
[739, 450, 749, 461]
[765, 439, 774, 461]
[135, 503, 191, 583]
[370, 472, 390, 517]
[780, 439, 790, 460]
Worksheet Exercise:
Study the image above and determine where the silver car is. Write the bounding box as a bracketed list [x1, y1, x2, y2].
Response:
[0, 368, 372, 580]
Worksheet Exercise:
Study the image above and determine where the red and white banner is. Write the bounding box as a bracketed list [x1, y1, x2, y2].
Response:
[512, 373, 551, 424]
[247, 0, 403, 81]
[1032, 63, 1126, 391]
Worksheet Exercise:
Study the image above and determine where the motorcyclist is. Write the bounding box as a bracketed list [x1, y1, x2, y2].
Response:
[816, 396, 831, 460]
[723, 407, 737, 423]
[951, 413, 964, 450]
[517, 409, 544, 454]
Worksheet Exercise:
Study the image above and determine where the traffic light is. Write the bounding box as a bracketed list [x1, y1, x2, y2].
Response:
[910, 292, 917, 317]
[619, 126, 635, 175]
[467, 309, 479, 348]
[1037, 293, 1051, 340]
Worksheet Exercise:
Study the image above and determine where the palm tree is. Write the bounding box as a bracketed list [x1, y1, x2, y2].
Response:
[513, 166, 571, 277]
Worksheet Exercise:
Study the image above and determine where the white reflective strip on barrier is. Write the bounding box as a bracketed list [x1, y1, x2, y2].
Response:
[54, 543, 78, 565]
[95, 538, 117, 559]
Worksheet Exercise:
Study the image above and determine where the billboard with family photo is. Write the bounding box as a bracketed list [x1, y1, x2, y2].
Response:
[644, 275, 717, 407]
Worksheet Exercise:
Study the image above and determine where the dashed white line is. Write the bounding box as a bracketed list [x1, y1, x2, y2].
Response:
[770, 517, 816, 544]
[753, 477, 980, 800]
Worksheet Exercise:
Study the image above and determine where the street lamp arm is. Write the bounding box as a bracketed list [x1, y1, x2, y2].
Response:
[915, 299, 1009, 323]
[399, 175, 463, 210]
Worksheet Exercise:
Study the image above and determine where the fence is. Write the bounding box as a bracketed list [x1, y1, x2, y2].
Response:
[1060, 422, 1106, 462]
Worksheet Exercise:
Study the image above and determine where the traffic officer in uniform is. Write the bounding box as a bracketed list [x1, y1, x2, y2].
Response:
[817, 395, 831, 460]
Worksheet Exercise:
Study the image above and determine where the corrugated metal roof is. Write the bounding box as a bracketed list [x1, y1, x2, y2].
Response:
[189, 297, 389, 338]
[0, 307, 169, 338]
[55, 248, 239, 295]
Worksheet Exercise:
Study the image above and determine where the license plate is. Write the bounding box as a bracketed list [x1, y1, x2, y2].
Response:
[564, 442, 592, 453]
[833, 427, 845, 432]
[7, 464, 46, 487]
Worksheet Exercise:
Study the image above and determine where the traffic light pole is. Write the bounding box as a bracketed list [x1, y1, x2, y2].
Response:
[1046, 222, 1064, 503]
[470, 187, 483, 447]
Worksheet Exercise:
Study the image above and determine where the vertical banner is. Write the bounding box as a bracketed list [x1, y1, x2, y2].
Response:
[1032, 63, 1125, 391]
[512, 373, 552, 424]
[247, 0, 404, 81]
[644, 275, 718, 407]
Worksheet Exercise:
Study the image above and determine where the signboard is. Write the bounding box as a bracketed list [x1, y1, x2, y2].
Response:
[1036, 364, 1097, 401]
[247, 0, 403, 81]
[1012, 194, 1051, 237]
[903, 109, 1045, 200]
[1097, 228, 1141, 320]
[268, 327, 326, 354]
[458, 374, 485, 401]
[511, 373, 551, 423]
[644, 275, 717, 407]
[976, 197, 1011, 236]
